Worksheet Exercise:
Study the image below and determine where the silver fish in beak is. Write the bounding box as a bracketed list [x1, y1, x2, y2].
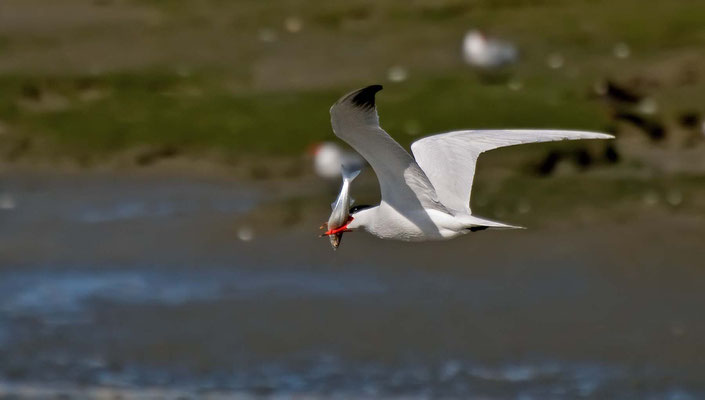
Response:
[321, 163, 361, 249]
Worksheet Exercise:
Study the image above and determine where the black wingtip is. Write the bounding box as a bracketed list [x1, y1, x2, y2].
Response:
[350, 85, 383, 109]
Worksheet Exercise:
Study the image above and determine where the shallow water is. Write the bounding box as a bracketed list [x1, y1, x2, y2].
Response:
[0, 172, 703, 399]
[0, 172, 258, 224]
[0, 262, 703, 399]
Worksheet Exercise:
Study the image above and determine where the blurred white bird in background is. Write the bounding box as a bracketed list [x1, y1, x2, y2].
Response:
[309, 141, 365, 180]
[462, 30, 518, 69]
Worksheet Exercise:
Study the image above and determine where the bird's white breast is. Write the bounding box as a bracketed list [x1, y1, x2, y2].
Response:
[366, 203, 465, 241]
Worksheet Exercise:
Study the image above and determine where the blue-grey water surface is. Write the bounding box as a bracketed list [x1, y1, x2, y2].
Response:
[0, 172, 703, 399]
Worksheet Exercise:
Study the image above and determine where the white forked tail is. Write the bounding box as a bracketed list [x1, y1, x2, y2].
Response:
[341, 163, 361, 182]
[462, 214, 525, 230]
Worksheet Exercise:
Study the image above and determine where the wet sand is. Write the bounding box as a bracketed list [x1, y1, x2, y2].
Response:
[0, 171, 703, 399]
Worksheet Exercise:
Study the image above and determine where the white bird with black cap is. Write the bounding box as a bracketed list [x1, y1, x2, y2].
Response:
[321, 85, 614, 244]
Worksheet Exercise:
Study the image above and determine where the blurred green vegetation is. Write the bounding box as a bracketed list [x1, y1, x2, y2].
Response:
[0, 0, 703, 161]
[471, 173, 705, 225]
[0, 72, 610, 158]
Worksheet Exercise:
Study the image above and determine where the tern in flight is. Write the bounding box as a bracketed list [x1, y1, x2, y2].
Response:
[321, 85, 613, 243]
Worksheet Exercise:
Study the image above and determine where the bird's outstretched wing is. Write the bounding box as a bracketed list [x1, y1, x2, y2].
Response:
[411, 129, 614, 213]
[330, 85, 443, 212]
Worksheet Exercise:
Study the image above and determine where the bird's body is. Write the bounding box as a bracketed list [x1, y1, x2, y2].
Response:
[349, 201, 516, 241]
[322, 85, 614, 244]
[349, 203, 439, 241]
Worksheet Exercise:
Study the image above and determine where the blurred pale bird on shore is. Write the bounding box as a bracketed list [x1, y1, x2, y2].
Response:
[462, 30, 518, 69]
[309, 141, 365, 180]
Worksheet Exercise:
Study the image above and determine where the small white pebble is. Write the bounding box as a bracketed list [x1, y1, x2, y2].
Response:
[666, 190, 683, 207]
[403, 119, 421, 136]
[670, 322, 686, 337]
[637, 98, 658, 115]
[237, 226, 254, 242]
[284, 16, 303, 33]
[0, 193, 16, 210]
[547, 53, 564, 69]
[175, 65, 192, 78]
[507, 79, 523, 91]
[566, 67, 581, 79]
[258, 28, 278, 43]
[517, 200, 531, 214]
[593, 80, 607, 96]
[494, 206, 507, 218]
[613, 42, 631, 59]
[88, 65, 104, 76]
[642, 191, 659, 207]
[440, 360, 462, 381]
[387, 66, 408, 83]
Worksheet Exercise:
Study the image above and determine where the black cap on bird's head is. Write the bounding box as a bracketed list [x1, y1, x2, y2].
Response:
[349, 204, 372, 214]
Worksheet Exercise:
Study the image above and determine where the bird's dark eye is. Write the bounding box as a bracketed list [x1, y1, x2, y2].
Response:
[349, 204, 372, 214]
